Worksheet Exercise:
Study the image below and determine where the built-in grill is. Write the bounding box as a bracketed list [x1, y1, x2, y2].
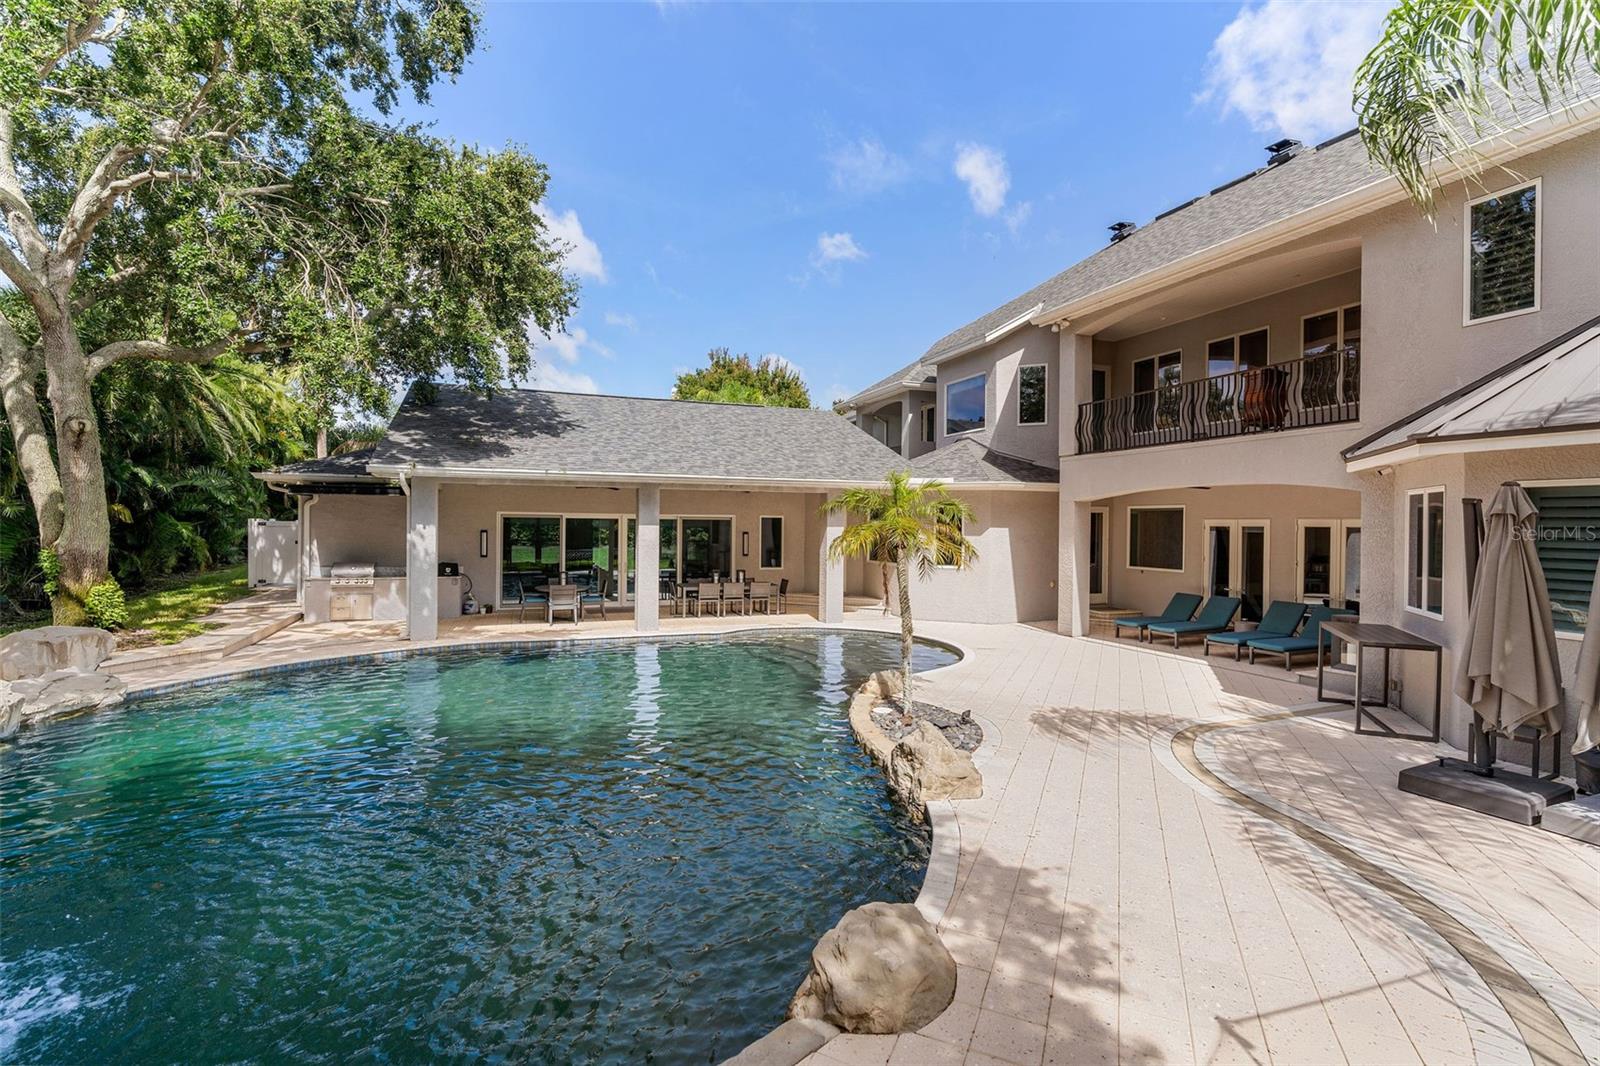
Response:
[328, 563, 375, 621]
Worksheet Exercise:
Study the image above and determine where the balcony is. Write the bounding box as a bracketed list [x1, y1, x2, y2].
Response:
[1075, 348, 1359, 455]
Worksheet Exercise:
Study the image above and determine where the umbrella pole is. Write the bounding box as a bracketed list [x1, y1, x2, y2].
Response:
[1461, 497, 1496, 777]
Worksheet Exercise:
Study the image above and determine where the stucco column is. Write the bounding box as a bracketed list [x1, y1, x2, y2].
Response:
[900, 399, 916, 460]
[1057, 331, 1095, 632]
[406, 477, 440, 641]
[818, 505, 846, 623]
[634, 485, 661, 633]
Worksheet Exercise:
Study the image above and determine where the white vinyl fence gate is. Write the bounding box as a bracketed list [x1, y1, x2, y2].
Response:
[247, 518, 299, 587]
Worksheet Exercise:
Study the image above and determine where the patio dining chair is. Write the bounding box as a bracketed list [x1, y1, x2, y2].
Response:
[775, 578, 789, 613]
[747, 581, 773, 614]
[695, 581, 722, 617]
[720, 580, 747, 615]
[512, 579, 548, 623]
[581, 572, 611, 620]
[546, 584, 581, 625]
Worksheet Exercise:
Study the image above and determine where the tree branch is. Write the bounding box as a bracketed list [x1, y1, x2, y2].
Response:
[85, 333, 249, 378]
[0, 112, 50, 272]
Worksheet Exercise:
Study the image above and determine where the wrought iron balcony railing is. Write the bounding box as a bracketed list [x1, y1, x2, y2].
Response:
[1075, 347, 1359, 455]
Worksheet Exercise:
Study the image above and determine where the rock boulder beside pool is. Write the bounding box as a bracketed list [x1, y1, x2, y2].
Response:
[887, 720, 982, 809]
[787, 901, 956, 1034]
[0, 625, 117, 680]
[0, 626, 125, 739]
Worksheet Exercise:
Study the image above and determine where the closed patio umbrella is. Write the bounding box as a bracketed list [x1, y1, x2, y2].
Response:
[1572, 558, 1600, 755]
[1453, 482, 1563, 738]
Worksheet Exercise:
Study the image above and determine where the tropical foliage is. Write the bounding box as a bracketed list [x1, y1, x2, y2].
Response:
[1, 0, 578, 622]
[824, 472, 976, 710]
[672, 349, 812, 408]
[1354, 0, 1600, 213]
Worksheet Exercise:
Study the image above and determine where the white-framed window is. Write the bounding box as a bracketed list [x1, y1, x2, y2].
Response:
[1127, 506, 1184, 572]
[759, 515, 784, 569]
[920, 403, 936, 443]
[1017, 364, 1047, 425]
[944, 372, 986, 436]
[1464, 178, 1540, 324]
[1205, 327, 1270, 377]
[1524, 481, 1600, 636]
[1406, 488, 1445, 618]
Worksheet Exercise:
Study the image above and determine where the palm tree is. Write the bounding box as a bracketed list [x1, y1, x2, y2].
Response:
[824, 472, 977, 713]
[1353, 0, 1600, 214]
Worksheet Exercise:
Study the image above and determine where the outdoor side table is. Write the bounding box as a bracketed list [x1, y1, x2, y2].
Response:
[1317, 620, 1442, 743]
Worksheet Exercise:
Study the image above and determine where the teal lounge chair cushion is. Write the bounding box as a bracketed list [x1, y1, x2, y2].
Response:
[1112, 593, 1202, 629]
[1147, 596, 1241, 635]
[1246, 604, 1341, 653]
[1205, 601, 1308, 646]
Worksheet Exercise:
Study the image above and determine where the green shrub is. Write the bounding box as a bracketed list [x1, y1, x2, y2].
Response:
[39, 548, 61, 598]
[84, 578, 129, 630]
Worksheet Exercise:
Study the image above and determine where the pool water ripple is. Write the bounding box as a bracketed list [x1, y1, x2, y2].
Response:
[0, 632, 955, 1064]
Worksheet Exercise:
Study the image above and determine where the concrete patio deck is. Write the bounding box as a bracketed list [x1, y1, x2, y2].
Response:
[100, 615, 1599, 1064]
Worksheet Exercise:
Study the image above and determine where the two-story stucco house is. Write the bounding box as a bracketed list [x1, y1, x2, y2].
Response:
[835, 79, 1600, 762]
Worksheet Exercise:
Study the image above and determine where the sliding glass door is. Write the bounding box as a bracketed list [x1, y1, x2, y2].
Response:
[500, 516, 561, 603]
[681, 518, 733, 580]
[564, 517, 620, 598]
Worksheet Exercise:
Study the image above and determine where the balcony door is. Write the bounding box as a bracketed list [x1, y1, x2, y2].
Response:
[1202, 520, 1269, 622]
[1297, 519, 1360, 609]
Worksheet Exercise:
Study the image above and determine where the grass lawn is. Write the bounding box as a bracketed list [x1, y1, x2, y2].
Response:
[1, 563, 254, 644]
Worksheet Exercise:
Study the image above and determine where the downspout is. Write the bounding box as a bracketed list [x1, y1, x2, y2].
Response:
[298, 495, 317, 606]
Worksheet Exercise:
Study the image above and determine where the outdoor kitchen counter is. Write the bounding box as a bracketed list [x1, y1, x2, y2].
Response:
[302, 575, 462, 625]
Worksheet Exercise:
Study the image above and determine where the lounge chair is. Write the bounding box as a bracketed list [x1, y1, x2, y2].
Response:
[1203, 601, 1308, 660]
[581, 572, 611, 620]
[1146, 595, 1242, 648]
[1112, 593, 1202, 641]
[546, 584, 580, 625]
[1246, 604, 1345, 669]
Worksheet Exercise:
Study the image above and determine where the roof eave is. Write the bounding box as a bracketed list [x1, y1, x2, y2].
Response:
[365, 462, 898, 491]
[1345, 424, 1600, 472]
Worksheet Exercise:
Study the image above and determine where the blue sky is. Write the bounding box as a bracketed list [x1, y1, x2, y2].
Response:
[407, 1, 1392, 403]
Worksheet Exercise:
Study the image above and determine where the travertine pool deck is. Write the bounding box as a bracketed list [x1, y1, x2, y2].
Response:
[103, 615, 1599, 1064]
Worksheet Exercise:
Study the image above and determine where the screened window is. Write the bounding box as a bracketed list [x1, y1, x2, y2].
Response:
[1018, 364, 1047, 425]
[1407, 488, 1445, 616]
[759, 516, 784, 569]
[921, 404, 936, 443]
[945, 374, 986, 435]
[1527, 485, 1600, 634]
[1128, 507, 1184, 571]
[1467, 182, 1538, 322]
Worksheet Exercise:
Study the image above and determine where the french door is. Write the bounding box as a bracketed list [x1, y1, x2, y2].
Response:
[1089, 507, 1109, 604]
[1297, 519, 1360, 609]
[1202, 519, 1269, 622]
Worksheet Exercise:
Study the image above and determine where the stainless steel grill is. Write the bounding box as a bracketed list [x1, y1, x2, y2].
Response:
[329, 563, 376, 589]
[328, 563, 375, 621]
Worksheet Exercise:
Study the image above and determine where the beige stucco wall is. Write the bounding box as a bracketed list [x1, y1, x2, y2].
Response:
[935, 326, 1060, 469]
[1362, 443, 1600, 774]
[866, 489, 1060, 624]
[304, 494, 407, 574]
[1096, 485, 1361, 617]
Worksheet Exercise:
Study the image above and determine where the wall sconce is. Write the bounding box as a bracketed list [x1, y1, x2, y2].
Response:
[479, 529, 489, 558]
[741, 531, 750, 557]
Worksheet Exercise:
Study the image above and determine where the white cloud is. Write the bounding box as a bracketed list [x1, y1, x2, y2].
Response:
[526, 362, 600, 394]
[1201, 0, 1394, 142]
[953, 143, 1010, 217]
[524, 323, 612, 395]
[826, 137, 910, 196]
[810, 231, 867, 268]
[534, 203, 607, 282]
[1003, 201, 1033, 236]
[762, 352, 805, 381]
[603, 310, 638, 331]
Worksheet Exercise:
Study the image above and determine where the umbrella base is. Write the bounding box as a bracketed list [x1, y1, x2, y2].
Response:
[1399, 758, 1574, 826]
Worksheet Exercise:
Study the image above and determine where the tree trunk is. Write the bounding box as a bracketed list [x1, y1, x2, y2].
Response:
[40, 320, 112, 624]
[896, 556, 914, 719]
[881, 561, 890, 615]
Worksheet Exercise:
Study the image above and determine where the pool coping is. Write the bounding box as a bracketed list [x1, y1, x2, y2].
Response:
[83, 623, 978, 1066]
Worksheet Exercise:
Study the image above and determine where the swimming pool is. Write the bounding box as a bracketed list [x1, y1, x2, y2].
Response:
[0, 631, 959, 1064]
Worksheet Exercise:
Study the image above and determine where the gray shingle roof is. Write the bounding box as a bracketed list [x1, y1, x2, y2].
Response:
[265, 447, 386, 480]
[910, 438, 1059, 485]
[1345, 315, 1600, 463]
[365, 383, 904, 485]
[839, 357, 937, 409]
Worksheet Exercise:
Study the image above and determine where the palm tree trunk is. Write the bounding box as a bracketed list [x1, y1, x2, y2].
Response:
[881, 561, 890, 615]
[896, 555, 914, 716]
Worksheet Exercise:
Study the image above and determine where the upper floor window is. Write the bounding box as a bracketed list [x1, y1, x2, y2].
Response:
[1302, 305, 1361, 408]
[1132, 350, 1182, 432]
[1466, 180, 1539, 323]
[1206, 328, 1269, 377]
[945, 373, 986, 436]
[1018, 364, 1047, 425]
[920, 404, 936, 443]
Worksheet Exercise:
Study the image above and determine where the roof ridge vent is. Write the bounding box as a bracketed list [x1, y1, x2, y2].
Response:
[1108, 221, 1137, 244]
[1265, 138, 1304, 167]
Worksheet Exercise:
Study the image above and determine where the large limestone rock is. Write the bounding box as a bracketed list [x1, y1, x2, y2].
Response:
[0, 626, 117, 681]
[788, 901, 956, 1034]
[2, 670, 126, 735]
[887, 720, 982, 810]
[0, 683, 22, 740]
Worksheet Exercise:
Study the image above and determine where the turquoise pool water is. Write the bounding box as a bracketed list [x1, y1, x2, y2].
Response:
[0, 632, 958, 1064]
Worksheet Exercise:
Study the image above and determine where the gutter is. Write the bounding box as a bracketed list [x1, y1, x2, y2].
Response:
[363, 463, 902, 492]
[1030, 101, 1600, 332]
